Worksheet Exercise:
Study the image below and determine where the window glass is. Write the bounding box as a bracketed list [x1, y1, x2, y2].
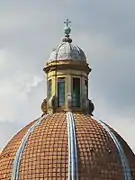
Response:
[58, 78, 65, 106]
[72, 78, 80, 107]
[47, 79, 52, 99]
[85, 80, 88, 97]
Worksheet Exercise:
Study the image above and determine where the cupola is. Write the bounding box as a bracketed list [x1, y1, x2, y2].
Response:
[42, 19, 94, 114]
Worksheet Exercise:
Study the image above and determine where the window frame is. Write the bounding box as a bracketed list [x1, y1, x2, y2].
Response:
[72, 77, 81, 107]
[47, 79, 52, 100]
[57, 77, 66, 107]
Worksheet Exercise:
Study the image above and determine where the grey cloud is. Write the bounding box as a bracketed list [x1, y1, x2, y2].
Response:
[73, 31, 135, 113]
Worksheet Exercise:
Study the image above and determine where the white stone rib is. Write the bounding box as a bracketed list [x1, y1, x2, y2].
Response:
[11, 114, 48, 180]
[91, 116, 132, 180]
[67, 112, 71, 180]
[66, 112, 78, 180]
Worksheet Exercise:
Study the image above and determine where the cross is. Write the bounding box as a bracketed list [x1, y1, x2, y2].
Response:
[64, 18, 71, 27]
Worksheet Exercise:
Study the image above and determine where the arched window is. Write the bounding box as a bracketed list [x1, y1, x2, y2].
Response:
[58, 78, 65, 107]
[72, 78, 80, 107]
[47, 79, 52, 99]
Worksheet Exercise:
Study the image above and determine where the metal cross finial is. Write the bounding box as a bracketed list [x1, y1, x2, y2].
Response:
[63, 18, 72, 37]
[64, 18, 71, 27]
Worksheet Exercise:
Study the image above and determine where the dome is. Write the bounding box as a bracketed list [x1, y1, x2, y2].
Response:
[48, 42, 87, 62]
[0, 19, 135, 180]
[0, 112, 135, 179]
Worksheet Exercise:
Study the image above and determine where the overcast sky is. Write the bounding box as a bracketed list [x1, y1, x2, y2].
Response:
[0, 0, 135, 153]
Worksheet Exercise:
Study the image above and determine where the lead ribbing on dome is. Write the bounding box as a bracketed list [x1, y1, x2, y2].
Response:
[66, 112, 78, 180]
[91, 116, 132, 180]
[11, 114, 49, 180]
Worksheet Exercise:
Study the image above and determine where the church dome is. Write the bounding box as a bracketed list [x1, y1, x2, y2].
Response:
[0, 19, 135, 180]
[0, 112, 135, 179]
[48, 42, 86, 62]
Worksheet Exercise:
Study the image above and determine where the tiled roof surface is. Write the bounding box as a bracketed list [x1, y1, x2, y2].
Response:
[0, 112, 135, 179]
